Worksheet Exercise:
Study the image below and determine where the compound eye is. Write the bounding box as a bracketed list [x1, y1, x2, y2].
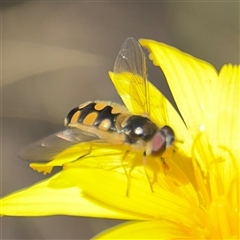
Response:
[160, 125, 175, 148]
[160, 125, 174, 137]
[151, 132, 165, 153]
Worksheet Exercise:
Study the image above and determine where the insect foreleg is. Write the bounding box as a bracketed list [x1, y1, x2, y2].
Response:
[143, 152, 154, 193]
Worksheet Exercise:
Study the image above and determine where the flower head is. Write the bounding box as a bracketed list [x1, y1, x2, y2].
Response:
[1, 39, 239, 239]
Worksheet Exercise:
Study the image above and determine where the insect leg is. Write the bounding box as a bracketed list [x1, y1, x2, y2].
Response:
[160, 157, 170, 176]
[74, 142, 93, 161]
[121, 149, 131, 197]
[143, 152, 154, 193]
[160, 145, 177, 173]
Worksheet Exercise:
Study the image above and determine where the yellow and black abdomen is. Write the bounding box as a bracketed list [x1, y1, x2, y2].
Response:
[64, 101, 127, 132]
[64, 101, 160, 146]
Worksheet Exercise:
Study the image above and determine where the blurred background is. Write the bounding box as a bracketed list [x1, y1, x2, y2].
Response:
[1, 1, 239, 239]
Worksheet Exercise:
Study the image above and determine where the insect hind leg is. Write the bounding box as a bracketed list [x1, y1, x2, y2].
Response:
[120, 145, 143, 197]
[74, 142, 93, 161]
[123, 150, 155, 197]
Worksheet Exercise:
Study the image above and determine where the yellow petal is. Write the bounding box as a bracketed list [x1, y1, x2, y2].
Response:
[0, 172, 141, 219]
[93, 220, 192, 239]
[139, 39, 220, 172]
[62, 164, 198, 227]
[203, 65, 240, 200]
[209, 64, 240, 155]
[139, 39, 218, 139]
[29, 141, 95, 174]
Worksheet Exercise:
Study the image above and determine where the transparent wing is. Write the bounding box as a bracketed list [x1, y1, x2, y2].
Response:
[113, 37, 150, 116]
[18, 128, 99, 162]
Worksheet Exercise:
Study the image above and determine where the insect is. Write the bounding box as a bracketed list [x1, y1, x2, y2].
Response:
[19, 37, 175, 180]
[64, 101, 174, 158]
[64, 37, 174, 159]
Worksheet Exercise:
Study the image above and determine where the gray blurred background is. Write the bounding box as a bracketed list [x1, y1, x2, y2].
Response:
[1, 1, 239, 239]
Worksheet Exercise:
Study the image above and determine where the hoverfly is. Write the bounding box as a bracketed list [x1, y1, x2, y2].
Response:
[64, 38, 174, 158]
[19, 38, 175, 189]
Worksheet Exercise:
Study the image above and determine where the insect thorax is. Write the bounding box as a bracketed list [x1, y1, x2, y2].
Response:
[118, 115, 159, 144]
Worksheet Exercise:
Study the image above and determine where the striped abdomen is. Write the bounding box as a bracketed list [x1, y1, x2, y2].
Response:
[64, 101, 159, 145]
[64, 101, 129, 132]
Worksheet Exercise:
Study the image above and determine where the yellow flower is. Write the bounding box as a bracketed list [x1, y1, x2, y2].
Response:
[1, 39, 239, 239]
